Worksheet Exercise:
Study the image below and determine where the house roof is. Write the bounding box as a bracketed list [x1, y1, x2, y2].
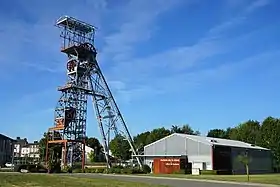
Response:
[0, 133, 15, 141]
[15, 138, 28, 146]
[176, 133, 269, 150]
[144, 133, 269, 150]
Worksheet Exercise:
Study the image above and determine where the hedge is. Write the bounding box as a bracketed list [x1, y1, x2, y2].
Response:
[72, 164, 151, 174]
[200, 170, 217, 175]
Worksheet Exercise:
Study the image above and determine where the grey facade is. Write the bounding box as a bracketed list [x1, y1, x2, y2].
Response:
[0, 134, 14, 166]
[231, 147, 272, 174]
[144, 133, 273, 174]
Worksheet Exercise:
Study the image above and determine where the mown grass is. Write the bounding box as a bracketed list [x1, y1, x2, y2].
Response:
[0, 173, 167, 187]
[146, 173, 280, 185]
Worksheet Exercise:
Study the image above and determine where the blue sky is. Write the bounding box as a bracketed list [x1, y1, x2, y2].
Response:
[0, 0, 279, 142]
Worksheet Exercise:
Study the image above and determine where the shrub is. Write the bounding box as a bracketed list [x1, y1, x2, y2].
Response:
[72, 168, 82, 173]
[108, 167, 122, 174]
[121, 167, 133, 174]
[142, 164, 151, 174]
[95, 168, 105, 173]
[62, 166, 73, 173]
[103, 168, 109, 174]
[200, 170, 217, 175]
[46, 162, 61, 173]
[131, 168, 145, 174]
[113, 165, 124, 169]
[0, 168, 14, 172]
[89, 168, 97, 173]
[172, 169, 186, 174]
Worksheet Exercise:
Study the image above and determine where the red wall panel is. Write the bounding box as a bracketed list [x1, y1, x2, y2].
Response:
[153, 158, 181, 174]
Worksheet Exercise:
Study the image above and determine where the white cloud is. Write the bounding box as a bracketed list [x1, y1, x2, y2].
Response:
[245, 0, 270, 13]
[105, 0, 273, 102]
[0, 0, 108, 75]
[208, 0, 270, 38]
[109, 39, 224, 80]
[150, 50, 280, 94]
[100, 0, 190, 62]
[1, 0, 274, 107]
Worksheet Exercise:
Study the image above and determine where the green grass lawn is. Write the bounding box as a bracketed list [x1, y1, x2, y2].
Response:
[0, 173, 167, 187]
[146, 173, 280, 185]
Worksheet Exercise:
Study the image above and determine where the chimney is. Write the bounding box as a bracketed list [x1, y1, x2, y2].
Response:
[16, 137, 20, 140]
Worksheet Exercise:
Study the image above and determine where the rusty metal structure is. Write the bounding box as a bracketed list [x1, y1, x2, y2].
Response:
[45, 16, 142, 170]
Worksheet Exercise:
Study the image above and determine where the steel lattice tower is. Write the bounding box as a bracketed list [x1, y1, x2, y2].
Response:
[45, 16, 142, 170]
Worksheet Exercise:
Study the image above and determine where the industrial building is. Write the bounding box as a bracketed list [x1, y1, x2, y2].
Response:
[144, 133, 272, 174]
[0, 134, 14, 166]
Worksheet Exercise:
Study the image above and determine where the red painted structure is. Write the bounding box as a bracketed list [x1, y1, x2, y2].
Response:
[153, 158, 186, 174]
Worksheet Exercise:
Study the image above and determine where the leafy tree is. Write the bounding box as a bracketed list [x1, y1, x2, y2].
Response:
[170, 125, 182, 133]
[85, 137, 103, 161]
[38, 132, 62, 168]
[38, 132, 62, 161]
[146, 127, 171, 143]
[38, 133, 48, 160]
[224, 127, 233, 139]
[181, 124, 198, 135]
[207, 129, 227, 138]
[233, 120, 261, 144]
[133, 131, 151, 153]
[109, 134, 131, 160]
[260, 116, 280, 169]
[170, 124, 200, 135]
[237, 151, 251, 181]
[88, 150, 96, 163]
[228, 127, 239, 140]
[133, 124, 200, 156]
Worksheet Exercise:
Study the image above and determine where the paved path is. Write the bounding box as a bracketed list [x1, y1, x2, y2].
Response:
[70, 173, 278, 187]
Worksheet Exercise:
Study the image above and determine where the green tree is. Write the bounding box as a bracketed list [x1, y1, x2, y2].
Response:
[146, 127, 171, 143]
[228, 127, 239, 140]
[207, 129, 227, 138]
[260, 116, 280, 169]
[224, 127, 233, 139]
[181, 124, 198, 135]
[170, 125, 182, 133]
[237, 151, 251, 181]
[38, 133, 48, 160]
[88, 150, 96, 163]
[85, 137, 103, 161]
[133, 131, 151, 153]
[231, 120, 261, 144]
[38, 132, 62, 166]
[170, 124, 200, 135]
[109, 134, 131, 160]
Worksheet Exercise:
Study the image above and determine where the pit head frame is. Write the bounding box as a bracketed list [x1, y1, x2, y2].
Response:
[46, 15, 143, 169]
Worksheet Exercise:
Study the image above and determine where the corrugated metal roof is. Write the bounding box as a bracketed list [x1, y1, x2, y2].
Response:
[175, 133, 269, 150]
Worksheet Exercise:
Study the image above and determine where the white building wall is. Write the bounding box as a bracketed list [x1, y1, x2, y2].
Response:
[144, 133, 272, 173]
[20, 145, 40, 158]
[144, 134, 213, 170]
[21, 147, 29, 157]
[14, 144, 21, 155]
[85, 145, 94, 163]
